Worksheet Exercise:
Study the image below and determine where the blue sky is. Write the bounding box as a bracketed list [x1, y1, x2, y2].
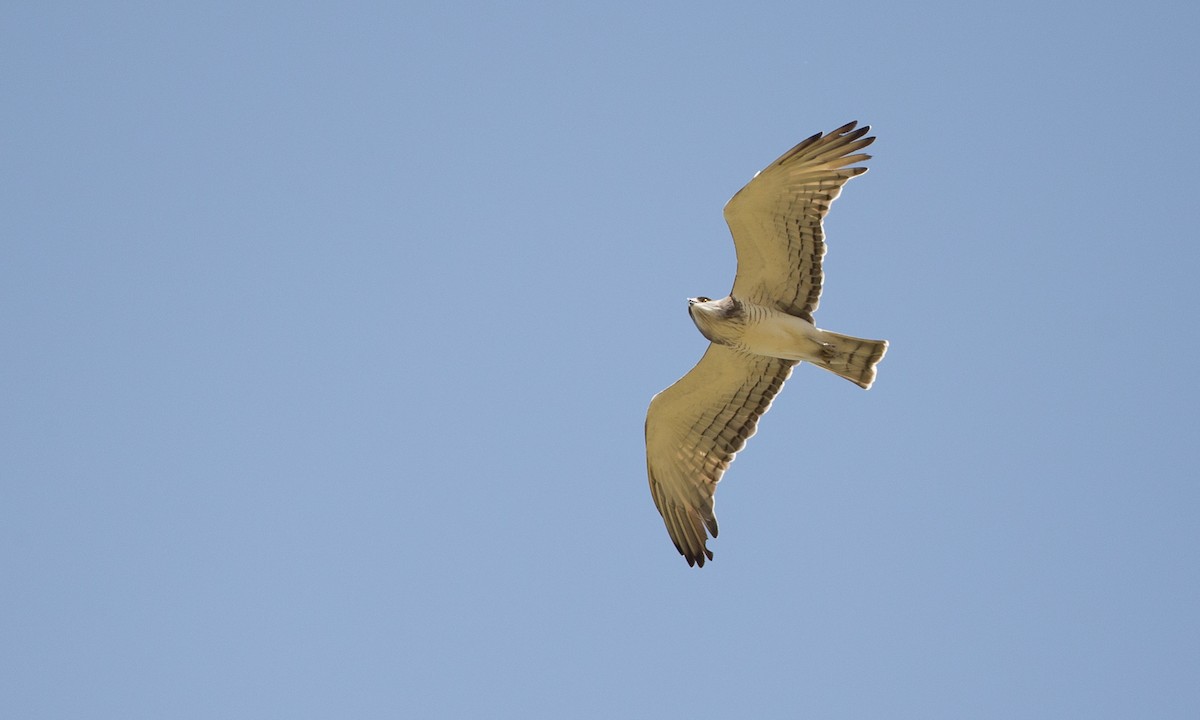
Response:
[3, 1, 1198, 717]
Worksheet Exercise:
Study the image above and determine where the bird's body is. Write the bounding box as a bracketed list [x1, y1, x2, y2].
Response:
[688, 296, 886, 388]
[645, 121, 887, 566]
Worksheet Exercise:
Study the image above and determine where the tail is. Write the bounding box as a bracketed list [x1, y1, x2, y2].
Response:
[811, 330, 888, 389]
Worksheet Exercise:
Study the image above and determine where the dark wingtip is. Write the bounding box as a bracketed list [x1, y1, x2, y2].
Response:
[684, 547, 714, 568]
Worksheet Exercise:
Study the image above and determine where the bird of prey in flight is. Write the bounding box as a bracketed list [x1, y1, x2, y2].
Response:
[645, 121, 887, 567]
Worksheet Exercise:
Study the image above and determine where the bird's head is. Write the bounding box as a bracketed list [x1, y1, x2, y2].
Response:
[686, 296, 728, 343]
[686, 296, 711, 319]
[687, 295, 743, 324]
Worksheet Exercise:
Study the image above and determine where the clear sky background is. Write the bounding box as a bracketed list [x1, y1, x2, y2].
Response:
[3, 2, 1198, 718]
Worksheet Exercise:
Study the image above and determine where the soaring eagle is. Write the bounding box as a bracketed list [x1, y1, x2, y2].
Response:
[645, 122, 887, 567]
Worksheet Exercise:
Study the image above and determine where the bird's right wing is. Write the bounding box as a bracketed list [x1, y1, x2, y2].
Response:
[645, 344, 796, 566]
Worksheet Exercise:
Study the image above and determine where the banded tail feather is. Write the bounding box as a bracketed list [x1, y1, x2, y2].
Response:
[811, 330, 888, 389]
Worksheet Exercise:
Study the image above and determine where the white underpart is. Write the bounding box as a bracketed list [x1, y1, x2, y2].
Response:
[735, 306, 829, 361]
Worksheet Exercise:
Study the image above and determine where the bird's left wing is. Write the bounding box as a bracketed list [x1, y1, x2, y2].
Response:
[645, 344, 796, 566]
[724, 121, 874, 320]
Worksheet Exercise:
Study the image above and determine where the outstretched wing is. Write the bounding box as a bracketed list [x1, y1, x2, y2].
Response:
[645, 344, 796, 566]
[724, 121, 874, 321]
